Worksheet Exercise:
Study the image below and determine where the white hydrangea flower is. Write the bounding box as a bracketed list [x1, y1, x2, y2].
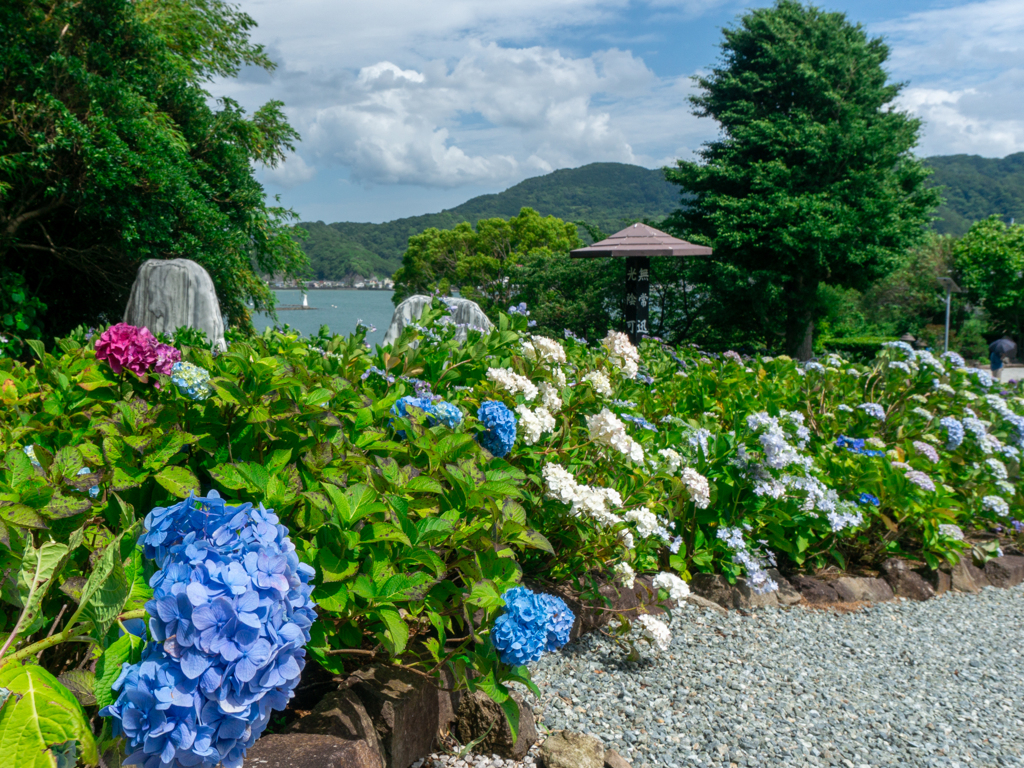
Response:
[542, 464, 580, 505]
[551, 367, 567, 388]
[985, 458, 1009, 481]
[538, 382, 562, 412]
[523, 336, 566, 365]
[938, 524, 965, 541]
[583, 370, 613, 397]
[681, 468, 711, 509]
[618, 529, 635, 550]
[601, 331, 640, 378]
[653, 572, 690, 603]
[515, 405, 556, 445]
[983, 496, 1009, 516]
[614, 562, 636, 589]
[625, 508, 659, 538]
[586, 408, 645, 462]
[486, 367, 538, 402]
[633, 614, 671, 652]
[657, 448, 683, 474]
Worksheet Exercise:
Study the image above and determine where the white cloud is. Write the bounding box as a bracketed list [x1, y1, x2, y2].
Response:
[260, 152, 317, 188]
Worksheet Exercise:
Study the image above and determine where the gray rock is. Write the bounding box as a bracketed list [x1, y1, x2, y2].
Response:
[788, 575, 838, 604]
[690, 573, 778, 610]
[880, 558, 935, 601]
[383, 295, 493, 346]
[682, 594, 729, 616]
[454, 691, 537, 760]
[540, 731, 604, 768]
[603, 748, 631, 768]
[348, 666, 454, 768]
[923, 568, 952, 596]
[124, 259, 226, 350]
[984, 556, 1024, 588]
[767, 570, 803, 606]
[291, 687, 380, 757]
[832, 576, 894, 603]
[951, 558, 989, 592]
[242, 733, 383, 768]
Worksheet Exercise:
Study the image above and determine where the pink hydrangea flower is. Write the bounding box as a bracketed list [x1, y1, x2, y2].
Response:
[153, 343, 182, 375]
[94, 323, 170, 376]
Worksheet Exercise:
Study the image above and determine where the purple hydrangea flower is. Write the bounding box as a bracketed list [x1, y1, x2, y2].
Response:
[102, 492, 316, 768]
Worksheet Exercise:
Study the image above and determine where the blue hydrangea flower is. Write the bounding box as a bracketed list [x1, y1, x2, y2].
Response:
[491, 587, 574, 666]
[102, 492, 316, 768]
[835, 435, 883, 457]
[390, 396, 437, 438]
[940, 416, 965, 450]
[433, 401, 463, 429]
[170, 361, 213, 401]
[857, 493, 880, 506]
[476, 401, 517, 457]
[621, 414, 658, 432]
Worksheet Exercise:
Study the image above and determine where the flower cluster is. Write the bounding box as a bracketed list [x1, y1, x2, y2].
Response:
[522, 336, 567, 366]
[621, 413, 658, 432]
[170, 362, 213, 401]
[541, 464, 623, 527]
[681, 467, 711, 509]
[983, 496, 1010, 517]
[507, 302, 530, 316]
[633, 614, 671, 652]
[477, 401, 517, 457]
[835, 436, 884, 457]
[938, 524, 965, 541]
[716, 527, 777, 594]
[390, 396, 463, 436]
[857, 493, 880, 506]
[912, 440, 940, 464]
[586, 408, 645, 462]
[857, 403, 886, 421]
[95, 323, 181, 376]
[653, 572, 690, 603]
[515, 404, 556, 445]
[614, 561, 636, 589]
[538, 382, 562, 413]
[583, 370, 612, 397]
[939, 417, 965, 450]
[601, 331, 639, 378]
[490, 587, 574, 666]
[102, 492, 316, 768]
[985, 458, 1009, 481]
[486, 367, 539, 402]
[904, 470, 936, 493]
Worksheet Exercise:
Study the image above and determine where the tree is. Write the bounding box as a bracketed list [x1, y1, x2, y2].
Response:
[0, 0, 306, 338]
[954, 216, 1024, 343]
[391, 208, 581, 315]
[665, 0, 939, 358]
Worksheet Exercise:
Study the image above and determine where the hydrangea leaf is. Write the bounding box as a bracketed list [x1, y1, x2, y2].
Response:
[376, 608, 409, 655]
[122, 547, 153, 612]
[153, 466, 200, 499]
[93, 632, 144, 710]
[56, 671, 96, 707]
[78, 531, 132, 638]
[14, 540, 74, 638]
[0, 663, 99, 768]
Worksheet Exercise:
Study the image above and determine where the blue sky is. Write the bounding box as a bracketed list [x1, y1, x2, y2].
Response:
[218, 0, 1024, 223]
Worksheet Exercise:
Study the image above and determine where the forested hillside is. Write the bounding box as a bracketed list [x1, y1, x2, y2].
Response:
[296, 154, 1024, 280]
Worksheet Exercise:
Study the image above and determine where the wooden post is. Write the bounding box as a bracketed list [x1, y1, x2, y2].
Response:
[624, 255, 650, 344]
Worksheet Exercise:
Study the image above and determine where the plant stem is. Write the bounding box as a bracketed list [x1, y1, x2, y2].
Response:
[0, 608, 146, 668]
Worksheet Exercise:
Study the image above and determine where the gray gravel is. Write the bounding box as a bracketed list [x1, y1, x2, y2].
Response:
[523, 586, 1024, 768]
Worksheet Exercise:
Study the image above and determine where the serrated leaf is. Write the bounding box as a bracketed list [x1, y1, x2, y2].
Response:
[93, 632, 144, 710]
[78, 531, 132, 638]
[376, 608, 409, 655]
[122, 547, 153, 612]
[0, 504, 48, 530]
[414, 517, 454, 543]
[153, 466, 199, 499]
[516, 529, 555, 555]
[56, 671, 96, 707]
[319, 549, 359, 583]
[0, 664, 98, 768]
[311, 581, 348, 611]
[405, 476, 444, 494]
[42, 493, 92, 520]
[15, 541, 73, 639]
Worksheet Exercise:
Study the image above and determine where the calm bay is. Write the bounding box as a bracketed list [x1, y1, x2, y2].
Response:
[252, 289, 396, 347]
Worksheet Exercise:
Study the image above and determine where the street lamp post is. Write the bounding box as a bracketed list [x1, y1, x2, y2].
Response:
[937, 277, 962, 353]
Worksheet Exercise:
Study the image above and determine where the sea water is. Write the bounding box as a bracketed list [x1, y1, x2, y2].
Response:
[252, 290, 396, 347]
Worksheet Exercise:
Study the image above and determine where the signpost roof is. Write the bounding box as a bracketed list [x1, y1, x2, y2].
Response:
[570, 222, 713, 258]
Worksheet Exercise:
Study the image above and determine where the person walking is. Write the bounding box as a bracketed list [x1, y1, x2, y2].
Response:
[989, 335, 1017, 382]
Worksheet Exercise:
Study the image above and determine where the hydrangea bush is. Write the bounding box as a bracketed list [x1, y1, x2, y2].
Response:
[0, 308, 1022, 762]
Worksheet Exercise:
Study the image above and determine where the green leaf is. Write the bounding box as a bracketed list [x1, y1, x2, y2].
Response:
[0, 504, 48, 530]
[0, 664, 99, 768]
[405, 476, 444, 494]
[93, 633, 144, 710]
[154, 466, 200, 499]
[311, 581, 349, 612]
[123, 547, 153, 612]
[56, 671, 96, 708]
[78, 530, 133, 638]
[516, 529, 555, 555]
[376, 608, 409, 655]
[15, 541, 73, 639]
[41, 493, 92, 520]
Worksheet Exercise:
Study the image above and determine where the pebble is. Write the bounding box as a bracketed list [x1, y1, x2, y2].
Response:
[521, 586, 1024, 768]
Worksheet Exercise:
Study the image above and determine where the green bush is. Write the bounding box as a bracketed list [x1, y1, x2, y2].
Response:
[817, 336, 900, 362]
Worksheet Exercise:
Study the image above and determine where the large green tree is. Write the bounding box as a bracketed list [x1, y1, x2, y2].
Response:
[0, 0, 306, 338]
[954, 216, 1024, 343]
[666, 0, 939, 358]
[391, 207, 581, 315]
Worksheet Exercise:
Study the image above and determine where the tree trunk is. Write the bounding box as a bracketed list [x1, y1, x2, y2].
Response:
[784, 279, 817, 360]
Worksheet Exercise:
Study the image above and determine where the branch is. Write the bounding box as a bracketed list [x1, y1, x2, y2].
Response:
[0, 608, 147, 668]
[4, 195, 65, 235]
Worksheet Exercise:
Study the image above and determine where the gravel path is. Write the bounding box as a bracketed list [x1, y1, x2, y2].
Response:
[526, 586, 1024, 768]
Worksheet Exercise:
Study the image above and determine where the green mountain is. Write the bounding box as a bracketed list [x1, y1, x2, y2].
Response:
[296, 162, 681, 280]
[295, 154, 1024, 280]
[925, 153, 1024, 236]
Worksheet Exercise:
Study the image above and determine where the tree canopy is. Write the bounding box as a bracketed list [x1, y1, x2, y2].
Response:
[0, 0, 306, 339]
[665, 0, 939, 358]
[391, 207, 581, 315]
[954, 216, 1024, 343]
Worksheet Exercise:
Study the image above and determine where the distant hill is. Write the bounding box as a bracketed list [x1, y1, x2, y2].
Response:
[925, 153, 1024, 236]
[295, 154, 1024, 280]
[295, 163, 681, 280]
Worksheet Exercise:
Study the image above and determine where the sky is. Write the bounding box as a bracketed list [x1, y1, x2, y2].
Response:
[214, 0, 1024, 224]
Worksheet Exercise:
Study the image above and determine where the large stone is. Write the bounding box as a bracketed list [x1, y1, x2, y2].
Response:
[453, 690, 537, 760]
[604, 748, 632, 768]
[832, 576, 894, 603]
[682, 594, 729, 616]
[880, 559, 935, 601]
[291, 688, 380, 756]
[124, 258, 226, 350]
[540, 731, 605, 768]
[922, 568, 952, 596]
[984, 555, 1024, 588]
[767, 570, 802, 606]
[242, 733, 383, 768]
[788, 575, 838, 604]
[689, 574, 778, 610]
[347, 666, 454, 768]
[382, 295, 493, 346]
[950, 558, 989, 593]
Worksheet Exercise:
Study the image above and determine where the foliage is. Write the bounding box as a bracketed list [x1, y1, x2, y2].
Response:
[816, 336, 900, 363]
[665, 0, 939, 358]
[391, 208, 581, 312]
[0, 0, 307, 338]
[2, 310, 1022, 761]
[954, 216, 1024, 343]
[0, 270, 47, 359]
[926, 153, 1024, 236]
